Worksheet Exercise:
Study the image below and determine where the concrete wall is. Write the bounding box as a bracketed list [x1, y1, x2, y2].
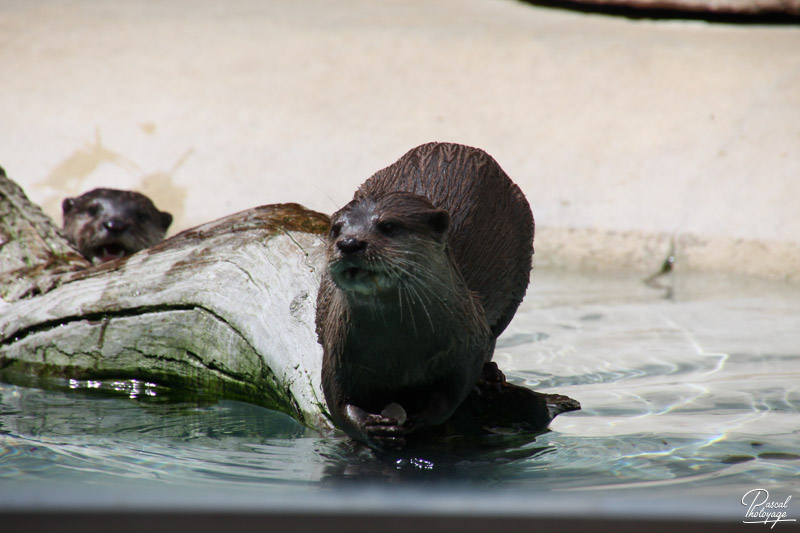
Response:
[2, 0, 798, 280]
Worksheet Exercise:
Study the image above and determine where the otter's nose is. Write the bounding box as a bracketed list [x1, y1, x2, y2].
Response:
[103, 219, 129, 233]
[337, 237, 367, 255]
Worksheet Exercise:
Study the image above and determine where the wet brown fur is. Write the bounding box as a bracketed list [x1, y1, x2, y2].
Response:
[316, 142, 534, 449]
[62, 188, 172, 264]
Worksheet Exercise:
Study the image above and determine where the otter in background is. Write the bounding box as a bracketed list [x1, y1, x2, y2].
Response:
[62, 188, 172, 264]
[316, 142, 534, 450]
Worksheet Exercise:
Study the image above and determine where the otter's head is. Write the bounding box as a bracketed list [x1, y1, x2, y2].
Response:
[326, 192, 450, 297]
[62, 188, 173, 264]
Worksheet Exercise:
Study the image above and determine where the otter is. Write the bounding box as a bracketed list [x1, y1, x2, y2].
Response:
[316, 142, 534, 449]
[62, 188, 173, 264]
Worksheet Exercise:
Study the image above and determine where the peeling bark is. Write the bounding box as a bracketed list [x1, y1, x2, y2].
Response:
[0, 176, 90, 301]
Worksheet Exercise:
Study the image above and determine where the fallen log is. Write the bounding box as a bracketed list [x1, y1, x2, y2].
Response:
[0, 174, 578, 440]
[1, 173, 332, 427]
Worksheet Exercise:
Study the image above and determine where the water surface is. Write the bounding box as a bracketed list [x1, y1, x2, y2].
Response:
[1, 271, 798, 521]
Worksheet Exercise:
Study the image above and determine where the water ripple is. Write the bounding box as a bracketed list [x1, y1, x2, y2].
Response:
[1, 271, 798, 499]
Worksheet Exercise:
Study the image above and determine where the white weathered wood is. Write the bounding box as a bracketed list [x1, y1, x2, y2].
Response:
[0, 175, 333, 429]
[0, 175, 90, 301]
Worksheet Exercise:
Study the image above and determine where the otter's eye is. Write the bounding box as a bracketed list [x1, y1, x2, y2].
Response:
[87, 203, 101, 217]
[377, 221, 399, 236]
[330, 222, 342, 238]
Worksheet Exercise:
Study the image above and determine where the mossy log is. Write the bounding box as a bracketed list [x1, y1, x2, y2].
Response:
[0, 174, 578, 438]
[0, 174, 332, 428]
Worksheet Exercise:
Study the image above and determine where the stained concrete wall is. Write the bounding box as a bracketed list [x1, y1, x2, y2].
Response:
[1, 0, 798, 280]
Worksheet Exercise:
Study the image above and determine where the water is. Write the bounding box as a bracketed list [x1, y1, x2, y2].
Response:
[1, 270, 798, 522]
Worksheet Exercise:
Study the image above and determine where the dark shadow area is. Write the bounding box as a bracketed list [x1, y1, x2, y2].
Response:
[0, 512, 752, 533]
[517, 0, 800, 23]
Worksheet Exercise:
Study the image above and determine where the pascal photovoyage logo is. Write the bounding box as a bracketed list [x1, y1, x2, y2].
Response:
[742, 489, 796, 528]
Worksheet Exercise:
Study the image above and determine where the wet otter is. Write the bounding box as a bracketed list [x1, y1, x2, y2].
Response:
[316, 142, 534, 449]
[62, 188, 173, 264]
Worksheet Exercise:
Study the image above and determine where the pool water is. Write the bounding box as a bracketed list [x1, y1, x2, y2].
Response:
[1, 270, 798, 521]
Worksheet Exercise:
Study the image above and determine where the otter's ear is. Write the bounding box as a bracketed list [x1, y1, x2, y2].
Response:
[427, 209, 450, 236]
[62, 198, 75, 215]
[160, 211, 173, 231]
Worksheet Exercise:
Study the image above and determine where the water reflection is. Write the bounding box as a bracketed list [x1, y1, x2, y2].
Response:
[1, 271, 798, 498]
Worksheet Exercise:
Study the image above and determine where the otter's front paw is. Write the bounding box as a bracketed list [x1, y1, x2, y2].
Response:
[364, 413, 406, 449]
[479, 361, 506, 384]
